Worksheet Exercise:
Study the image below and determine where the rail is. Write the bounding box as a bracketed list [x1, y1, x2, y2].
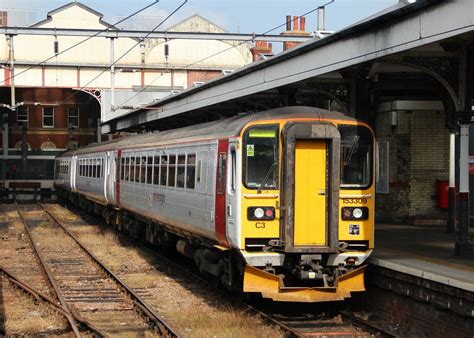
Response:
[15, 202, 85, 338]
[38, 202, 179, 338]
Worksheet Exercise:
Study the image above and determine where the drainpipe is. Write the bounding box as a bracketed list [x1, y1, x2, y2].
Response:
[447, 132, 456, 233]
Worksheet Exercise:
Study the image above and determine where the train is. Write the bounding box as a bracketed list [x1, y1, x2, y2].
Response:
[54, 106, 375, 302]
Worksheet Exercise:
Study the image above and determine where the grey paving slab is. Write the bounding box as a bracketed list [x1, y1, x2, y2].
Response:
[370, 223, 474, 292]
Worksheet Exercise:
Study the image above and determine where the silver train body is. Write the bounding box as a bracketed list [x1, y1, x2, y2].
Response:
[55, 107, 375, 302]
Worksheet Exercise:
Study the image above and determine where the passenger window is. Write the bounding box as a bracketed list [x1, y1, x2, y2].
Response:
[135, 157, 140, 182]
[124, 157, 129, 181]
[217, 153, 226, 195]
[168, 155, 176, 187]
[153, 156, 160, 185]
[147, 156, 153, 184]
[121, 157, 125, 181]
[186, 154, 196, 189]
[197, 160, 202, 184]
[141, 156, 146, 183]
[160, 155, 167, 186]
[130, 158, 135, 182]
[177, 155, 186, 188]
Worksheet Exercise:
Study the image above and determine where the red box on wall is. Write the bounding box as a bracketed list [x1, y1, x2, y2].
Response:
[436, 180, 450, 209]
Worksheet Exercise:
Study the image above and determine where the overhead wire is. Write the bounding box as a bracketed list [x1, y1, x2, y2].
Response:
[115, 1, 335, 110]
[58, 0, 188, 106]
[1, 0, 161, 85]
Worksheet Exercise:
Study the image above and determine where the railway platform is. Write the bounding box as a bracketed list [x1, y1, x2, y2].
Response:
[360, 223, 474, 336]
[371, 223, 474, 292]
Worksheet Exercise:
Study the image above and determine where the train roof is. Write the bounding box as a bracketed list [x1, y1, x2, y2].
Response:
[60, 106, 358, 157]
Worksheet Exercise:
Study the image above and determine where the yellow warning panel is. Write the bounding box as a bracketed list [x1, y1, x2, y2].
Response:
[243, 265, 366, 302]
[294, 140, 327, 246]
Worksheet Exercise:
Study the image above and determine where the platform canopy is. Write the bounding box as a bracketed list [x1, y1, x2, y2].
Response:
[102, 0, 474, 133]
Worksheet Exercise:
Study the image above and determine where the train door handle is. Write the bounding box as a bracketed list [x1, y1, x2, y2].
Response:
[227, 205, 232, 216]
[318, 190, 326, 195]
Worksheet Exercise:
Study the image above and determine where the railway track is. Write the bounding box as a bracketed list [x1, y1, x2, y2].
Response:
[249, 303, 398, 337]
[14, 202, 178, 337]
[39, 202, 399, 337]
[1, 265, 79, 336]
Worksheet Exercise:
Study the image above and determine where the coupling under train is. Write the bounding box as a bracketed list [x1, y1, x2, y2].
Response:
[54, 106, 375, 302]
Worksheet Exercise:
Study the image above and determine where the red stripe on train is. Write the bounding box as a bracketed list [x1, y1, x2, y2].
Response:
[215, 139, 229, 247]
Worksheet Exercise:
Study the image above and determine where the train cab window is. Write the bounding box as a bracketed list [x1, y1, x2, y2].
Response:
[177, 155, 186, 188]
[153, 156, 160, 185]
[168, 155, 176, 187]
[160, 155, 167, 186]
[243, 125, 279, 190]
[339, 125, 373, 189]
[147, 156, 153, 184]
[186, 154, 196, 189]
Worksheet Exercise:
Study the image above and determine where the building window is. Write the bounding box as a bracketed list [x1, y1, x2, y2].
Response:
[41, 141, 56, 150]
[43, 107, 54, 128]
[14, 141, 31, 150]
[17, 106, 28, 126]
[68, 107, 79, 128]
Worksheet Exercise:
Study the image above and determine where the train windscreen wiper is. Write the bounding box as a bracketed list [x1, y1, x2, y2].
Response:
[343, 135, 359, 166]
[257, 161, 278, 193]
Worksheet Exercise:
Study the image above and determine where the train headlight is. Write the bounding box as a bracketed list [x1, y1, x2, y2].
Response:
[341, 207, 368, 220]
[352, 208, 363, 219]
[248, 207, 276, 220]
[254, 208, 265, 219]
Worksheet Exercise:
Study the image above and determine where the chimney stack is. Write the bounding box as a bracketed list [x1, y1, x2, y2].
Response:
[250, 40, 273, 62]
[281, 14, 311, 51]
[317, 6, 325, 31]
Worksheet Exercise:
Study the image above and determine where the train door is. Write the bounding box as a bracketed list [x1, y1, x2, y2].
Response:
[226, 141, 239, 247]
[215, 139, 229, 247]
[106, 151, 117, 205]
[294, 140, 327, 246]
[282, 123, 340, 252]
[71, 155, 77, 192]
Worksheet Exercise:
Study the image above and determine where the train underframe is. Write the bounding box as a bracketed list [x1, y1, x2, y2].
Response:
[57, 189, 367, 302]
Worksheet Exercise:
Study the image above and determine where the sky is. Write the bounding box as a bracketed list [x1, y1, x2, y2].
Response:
[1, 0, 400, 34]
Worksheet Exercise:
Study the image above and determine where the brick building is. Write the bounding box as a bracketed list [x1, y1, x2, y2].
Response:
[0, 2, 257, 183]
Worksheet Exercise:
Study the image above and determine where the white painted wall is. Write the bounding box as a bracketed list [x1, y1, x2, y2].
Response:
[0, 3, 252, 122]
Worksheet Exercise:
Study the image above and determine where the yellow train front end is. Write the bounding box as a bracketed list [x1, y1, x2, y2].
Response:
[238, 116, 374, 302]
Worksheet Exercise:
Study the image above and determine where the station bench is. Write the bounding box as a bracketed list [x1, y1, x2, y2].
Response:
[9, 182, 42, 201]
